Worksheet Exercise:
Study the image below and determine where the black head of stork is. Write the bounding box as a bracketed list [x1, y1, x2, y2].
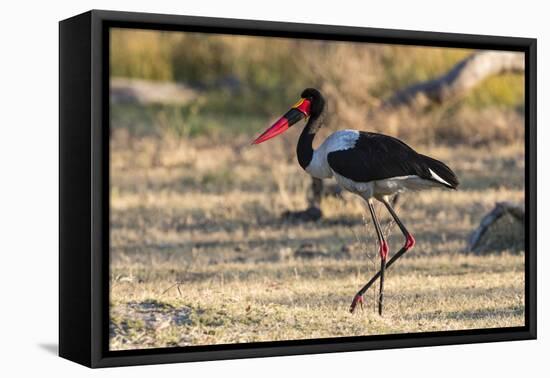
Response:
[252, 88, 326, 145]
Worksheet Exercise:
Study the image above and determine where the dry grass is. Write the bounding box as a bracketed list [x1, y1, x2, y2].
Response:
[109, 133, 525, 350]
[110, 254, 523, 349]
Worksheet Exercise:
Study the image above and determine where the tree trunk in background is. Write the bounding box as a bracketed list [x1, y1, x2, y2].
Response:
[384, 51, 525, 109]
[308, 177, 324, 210]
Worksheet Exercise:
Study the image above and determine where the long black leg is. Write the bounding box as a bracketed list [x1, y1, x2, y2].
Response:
[350, 196, 415, 314]
[367, 200, 388, 316]
[381, 197, 414, 245]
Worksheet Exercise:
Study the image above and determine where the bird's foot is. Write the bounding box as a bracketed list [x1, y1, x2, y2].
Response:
[349, 294, 365, 313]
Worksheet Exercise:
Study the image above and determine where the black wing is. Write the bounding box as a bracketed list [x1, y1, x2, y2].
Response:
[327, 132, 458, 188]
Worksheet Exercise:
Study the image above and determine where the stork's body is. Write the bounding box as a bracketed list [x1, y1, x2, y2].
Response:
[300, 129, 456, 197]
[253, 88, 458, 315]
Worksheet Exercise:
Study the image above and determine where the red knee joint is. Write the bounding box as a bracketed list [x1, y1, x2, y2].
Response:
[379, 240, 389, 260]
[405, 234, 415, 251]
[350, 294, 364, 313]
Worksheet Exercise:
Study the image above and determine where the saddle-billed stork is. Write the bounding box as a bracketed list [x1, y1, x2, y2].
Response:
[252, 88, 459, 315]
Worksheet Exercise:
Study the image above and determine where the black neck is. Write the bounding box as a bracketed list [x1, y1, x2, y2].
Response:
[297, 116, 320, 170]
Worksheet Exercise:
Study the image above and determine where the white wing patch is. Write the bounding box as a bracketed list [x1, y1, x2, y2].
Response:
[323, 129, 360, 152]
[428, 168, 451, 186]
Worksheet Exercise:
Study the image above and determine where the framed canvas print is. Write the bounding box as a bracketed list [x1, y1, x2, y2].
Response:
[59, 10, 537, 368]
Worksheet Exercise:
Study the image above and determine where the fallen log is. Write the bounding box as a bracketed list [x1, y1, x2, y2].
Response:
[110, 77, 199, 105]
[385, 51, 524, 109]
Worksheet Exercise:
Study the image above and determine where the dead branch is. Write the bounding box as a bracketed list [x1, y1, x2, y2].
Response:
[385, 51, 525, 109]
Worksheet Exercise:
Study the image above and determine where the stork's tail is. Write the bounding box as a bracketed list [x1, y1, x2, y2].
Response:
[419, 154, 459, 189]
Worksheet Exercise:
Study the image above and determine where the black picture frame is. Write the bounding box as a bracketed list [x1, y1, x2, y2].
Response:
[59, 9, 537, 368]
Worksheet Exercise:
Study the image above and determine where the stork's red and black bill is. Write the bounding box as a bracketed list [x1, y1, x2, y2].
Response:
[252, 98, 311, 144]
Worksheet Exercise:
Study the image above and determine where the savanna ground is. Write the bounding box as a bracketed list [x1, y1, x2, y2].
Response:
[109, 134, 525, 350]
[108, 29, 525, 350]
